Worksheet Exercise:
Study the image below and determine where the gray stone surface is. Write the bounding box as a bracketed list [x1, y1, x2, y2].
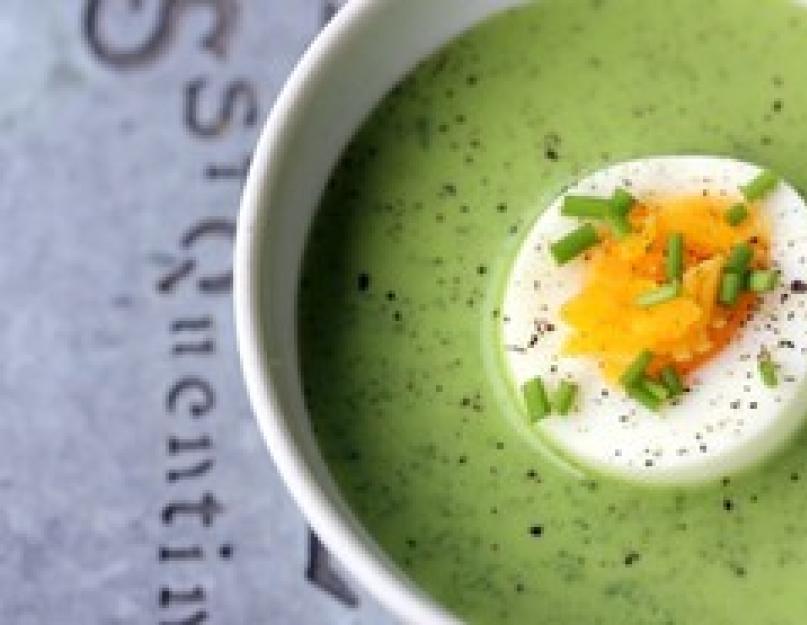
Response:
[0, 1, 398, 624]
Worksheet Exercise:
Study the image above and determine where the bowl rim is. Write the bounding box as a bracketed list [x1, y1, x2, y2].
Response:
[233, 1, 461, 623]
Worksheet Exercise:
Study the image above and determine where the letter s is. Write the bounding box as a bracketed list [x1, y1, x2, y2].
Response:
[84, 0, 239, 69]
[184, 77, 258, 138]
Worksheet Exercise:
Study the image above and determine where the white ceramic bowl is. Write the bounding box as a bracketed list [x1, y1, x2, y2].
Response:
[234, 1, 524, 622]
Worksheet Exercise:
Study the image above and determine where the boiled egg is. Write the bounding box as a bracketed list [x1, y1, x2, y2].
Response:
[500, 156, 807, 485]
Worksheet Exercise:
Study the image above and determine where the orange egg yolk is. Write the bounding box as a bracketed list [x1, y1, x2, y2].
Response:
[561, 195, 770, 381]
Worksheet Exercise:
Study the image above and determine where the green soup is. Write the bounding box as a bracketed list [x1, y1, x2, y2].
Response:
[298, 1, 807, 622]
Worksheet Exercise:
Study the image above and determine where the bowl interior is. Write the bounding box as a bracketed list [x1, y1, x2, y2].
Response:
[237, 0, 524, 622]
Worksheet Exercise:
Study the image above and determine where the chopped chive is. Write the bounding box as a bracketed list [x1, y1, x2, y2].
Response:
[660, 365, 684, 398]
[628, 383, 662, 412]
[740, 270, 752, 291]
[666, 233, 684, 281]
[522, 377, 551, 421]
[561, 195, 612, 218]
[620, 350, 654, 389]
[550, 223, 599, 265]
[725, 203, 749, 226]
[642, 377, 670, 402]
[553, 380, 578, 416]
[635, 280, 681, 308]
[719, 271, 743, 306]
[759, 357, 778, 388]
[561, 191, 634, 237]
[607, 189, 635, 237]
[741, 170, 780, 201]
[607, 213, 633, 237]
[749, 269, 779, 293]
[611, 188, 635, 216]
[725, 242, 754, 273]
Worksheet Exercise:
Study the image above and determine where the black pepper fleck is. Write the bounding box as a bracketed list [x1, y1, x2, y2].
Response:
[219, 543, 233, 559]
[790, 279, 807, 293]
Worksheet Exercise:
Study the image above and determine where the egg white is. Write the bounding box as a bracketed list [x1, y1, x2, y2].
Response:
[501, 156, 807, 485]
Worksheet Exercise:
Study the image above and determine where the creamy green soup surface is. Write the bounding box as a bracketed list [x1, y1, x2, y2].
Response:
[298, 1, 807, 623]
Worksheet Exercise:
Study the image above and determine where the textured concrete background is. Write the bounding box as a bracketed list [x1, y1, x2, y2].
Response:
[0, 1, 398, 623]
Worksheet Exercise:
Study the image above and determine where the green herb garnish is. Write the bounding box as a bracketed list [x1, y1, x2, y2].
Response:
[642, 377, 670, 402]
[660, 365, 684, 398]
[748, 269, 779, 293]
[725, 203, 749, 226]
[620, 350, 654, 389]
[607, 213, 633, 237]
[725, 242, 754, 273]
[636, 280, 681, 308]
[561, 196, 612, 218]
[561, 191, 634, 237]
[550, 223, 599, 265]
[628, 382, 662, 412]
[666, 233, 684, 281]
[719, 271, 743, 306]
[759, 356, 778, 388]
[611, 189, 635, 214]
[522, 377, 552, 421]
[608, 189, 635, 237]
[553, 380, 579, 416]
[741, 170, 780, 202]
